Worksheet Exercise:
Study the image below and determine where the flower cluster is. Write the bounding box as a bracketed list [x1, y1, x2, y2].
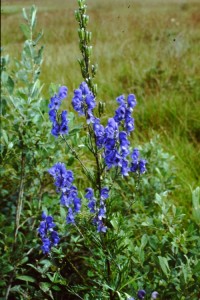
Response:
[38, 212, 60, 254]
[85, 187, 109, 232]
[48, 162, 81, 224]
[92, 95, 146, 176]
[128, 289, 159, 300]
[48, 86, 69, 137]
[71, 82, 146, 176]
[72, 82, 96, 123]
[130, 148, 147, 174]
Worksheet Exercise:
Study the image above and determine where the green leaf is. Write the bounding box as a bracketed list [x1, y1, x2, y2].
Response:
[34, 45, 44, 65]
[52, 285, 61, 291]
[7, 76, 14, 94]
[34, 31, 43, 46]
[1, 129, 8, 144]
[158, 256, 170, 276]
[16, 275, 36, 282]
[20, 23, 30, 39]
[17, 256, 28, 266]
[1, 71, 8, 84]
[192, 187, 200, 225]
[39, 282, 51, 292]
[31, 6, 37, 29]
[141, 234, 148, 249]
[22, 8, 28, 21]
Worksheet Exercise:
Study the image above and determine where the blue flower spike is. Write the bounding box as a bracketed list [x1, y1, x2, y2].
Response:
[48, 86, 69, 137]
[38, 212, 60, 254]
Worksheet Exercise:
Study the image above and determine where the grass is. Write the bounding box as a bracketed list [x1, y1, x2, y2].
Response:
[1, 0, 200, 208]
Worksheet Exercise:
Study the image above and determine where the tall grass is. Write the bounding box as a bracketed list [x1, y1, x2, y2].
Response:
[1, 0, 200, 207]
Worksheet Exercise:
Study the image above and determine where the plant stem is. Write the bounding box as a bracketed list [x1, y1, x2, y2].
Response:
[14, 149, 26, 243]
[62, 135, 96, 187]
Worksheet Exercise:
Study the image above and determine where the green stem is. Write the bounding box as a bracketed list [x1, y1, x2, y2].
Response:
[14, 149, 26, 243]
[62, 135, 96, 187]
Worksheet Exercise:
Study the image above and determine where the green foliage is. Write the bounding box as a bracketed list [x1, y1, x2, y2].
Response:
[0, 6, 64, 299]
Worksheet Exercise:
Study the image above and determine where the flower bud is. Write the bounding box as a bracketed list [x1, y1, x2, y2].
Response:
[82, 14, 89, 26]
[78, 28, 85, 40]
[74, 10, 81, 22]
[85, 31, 92, 43]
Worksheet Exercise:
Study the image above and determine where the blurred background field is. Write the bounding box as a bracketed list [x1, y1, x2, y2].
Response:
[1, 0, 200, 207]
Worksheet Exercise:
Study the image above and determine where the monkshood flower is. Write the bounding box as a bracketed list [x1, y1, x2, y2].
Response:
[119, 131, 130, 157]
[137, 289, 146, 299]
[38, 212, 60, 254]
[85, 187, 96, 213]
[48, 162, 81, 224]
[114, 94, 136, 134]
[151, 291, 159, 299]
[72, 82, 96, 123]
[130, 148, 147, 174]
[86, 187, 108, 232]
[48, 86, 69, 137]
[93, 118, 105, 148]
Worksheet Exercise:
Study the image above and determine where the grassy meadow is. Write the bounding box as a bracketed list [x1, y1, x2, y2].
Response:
[1, 0, 200, 208]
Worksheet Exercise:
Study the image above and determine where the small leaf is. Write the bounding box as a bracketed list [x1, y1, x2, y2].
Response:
[158, 256, 170, 276]
[141, 234, 148, 249]
[39, 282, 51, 292]
[16, 275, 36, 282]
[31, 6, 37, 29]
[22, 8, 28, 21]
[1, 129, 8, 144]
[192, 187, 200, 225]
[7, 76, 14, 94]
[34, 31, 43, 46]
[20, 23, 30, 39]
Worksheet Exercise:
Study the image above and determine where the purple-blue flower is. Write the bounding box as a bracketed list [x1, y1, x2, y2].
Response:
[151, 291, 159, 299]
[131, 148, 139, 162]
[121, 158, 129, 176]
[100, 187, 109, 200]
[49, 163, 81, 224]
[139, 159, 147, 174]
[85, 188, 94, 199]
[85, 188, 96, 213]
[58, 86, 68, 99]
[66, 207, 75, 224]
[130, 149, 147, 174]
[119, 131, 130, 157]
[97, 220, 107, 233]
[60, 110, 69, 135]
[105, 118, 118, 139]
[72, 82, 96, 121]
[38, 213, 60, 254]
[48, 86, 69, 137]
[49, 95, 62, 111]
[127, 94, 137, 111]
[137, 290, 146, 299]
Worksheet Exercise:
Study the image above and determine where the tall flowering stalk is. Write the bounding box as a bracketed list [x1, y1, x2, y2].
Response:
[38, 0, 146, 252]
[37, 1, 147, 299]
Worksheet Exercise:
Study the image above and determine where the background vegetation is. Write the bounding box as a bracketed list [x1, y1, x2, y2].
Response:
[1, 0, 200, 299]
[2, 0, 200, 205]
